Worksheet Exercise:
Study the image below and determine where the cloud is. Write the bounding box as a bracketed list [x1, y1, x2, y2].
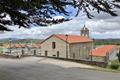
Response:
[0, 9, 120, 39]
[0, 19, 85, 39]
[86, 19, 120, 32]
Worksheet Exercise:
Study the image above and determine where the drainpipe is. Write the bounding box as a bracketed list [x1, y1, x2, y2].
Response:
[65, 34, 68, 59]
[90, 53, 92, 61]
[9, 39, 12, 54]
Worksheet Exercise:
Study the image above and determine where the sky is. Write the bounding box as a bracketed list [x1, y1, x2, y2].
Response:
[0, 6, 120, 39]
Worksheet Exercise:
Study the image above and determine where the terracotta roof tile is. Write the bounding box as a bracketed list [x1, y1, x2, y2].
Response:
[54, 34, 93, 43]
[32, 44, 41, 48]
[90, 45, 117, 57]
[4, 44, 27, 48]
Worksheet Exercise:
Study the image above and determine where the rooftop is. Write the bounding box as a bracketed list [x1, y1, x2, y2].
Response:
[54, 34, 93, 43]
[4, 44, 26, 48]
[90, 45, 117, 57]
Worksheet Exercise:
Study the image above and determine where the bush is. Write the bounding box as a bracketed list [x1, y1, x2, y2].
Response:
[109, 63, 119, 70]
[117, 52, 120, 62]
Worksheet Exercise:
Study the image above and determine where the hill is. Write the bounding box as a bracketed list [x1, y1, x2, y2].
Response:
[94, 39, 120, 45]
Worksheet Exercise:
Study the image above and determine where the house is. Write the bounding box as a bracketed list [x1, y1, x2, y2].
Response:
[41, 34, 93, 60]
[3, 43, 41, 57]
[41, 26, 94, 60]
[18, 44, 41, 56]
[3, 44, 23, 57]
[30, 44, 41, 56]
[89, 45, 118, 63]
[18, 44, 29, 56]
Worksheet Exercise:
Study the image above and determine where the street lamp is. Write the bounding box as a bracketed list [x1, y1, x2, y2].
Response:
[65, 34, 68, 59]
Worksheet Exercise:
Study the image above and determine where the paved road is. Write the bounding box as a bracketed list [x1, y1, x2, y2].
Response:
[0, 57, 120, 80]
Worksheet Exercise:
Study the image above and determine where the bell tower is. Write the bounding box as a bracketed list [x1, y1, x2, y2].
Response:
[80, 25, 89, 38]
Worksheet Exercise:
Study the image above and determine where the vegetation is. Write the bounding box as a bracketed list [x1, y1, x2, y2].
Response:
[94, 39, 120, 46]
[0, 0, 120, 31]
[0, 43, 3, 46]
[0, 48, 3, 54]
[107, 60, 120, 70]
[117, 50, 120, 62]
[109, 63, 119, 70]
[0, 38, 43, 44]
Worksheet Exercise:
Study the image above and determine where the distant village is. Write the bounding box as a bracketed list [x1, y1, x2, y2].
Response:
[0, 26, 119, 67]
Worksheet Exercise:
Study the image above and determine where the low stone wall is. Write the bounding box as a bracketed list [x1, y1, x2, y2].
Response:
[0, 54, 18, 59]
[44, 56, 108, 68]
[0, 53, 37, 59]
[78, 60, 108, 68]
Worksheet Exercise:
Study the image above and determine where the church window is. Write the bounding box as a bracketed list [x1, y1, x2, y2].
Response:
[52, 42, 56, 49]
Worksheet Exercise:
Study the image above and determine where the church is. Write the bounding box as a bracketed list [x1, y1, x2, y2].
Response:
[40, 26, 94, 60]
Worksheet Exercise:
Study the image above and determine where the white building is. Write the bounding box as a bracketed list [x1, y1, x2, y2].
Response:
[89, 45, 118, 63]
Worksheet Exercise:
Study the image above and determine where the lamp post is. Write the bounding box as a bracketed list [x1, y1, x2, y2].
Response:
[89, 38, 95, 61]
[65, 34, 68, 59]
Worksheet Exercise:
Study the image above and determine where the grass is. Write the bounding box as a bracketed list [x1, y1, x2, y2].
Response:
[106, 60, 120, 72]
[93, 67, 120, 73]
[84, 59, 120, 73]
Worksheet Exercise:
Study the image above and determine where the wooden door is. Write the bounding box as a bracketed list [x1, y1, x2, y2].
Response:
[57, 51, 59, 58]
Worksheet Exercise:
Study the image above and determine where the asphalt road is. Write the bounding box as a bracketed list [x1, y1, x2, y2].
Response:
[0, 57, 120, 80]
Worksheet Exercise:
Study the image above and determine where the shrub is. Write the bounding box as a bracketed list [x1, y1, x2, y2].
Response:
[117, 51, 120, 62]
[109, 63, 119, 70]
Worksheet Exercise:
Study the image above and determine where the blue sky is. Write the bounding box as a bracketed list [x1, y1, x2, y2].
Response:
[0, 6, 120, 39]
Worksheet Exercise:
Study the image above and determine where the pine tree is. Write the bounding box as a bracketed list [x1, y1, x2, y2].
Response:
[0, 0, 120, 31]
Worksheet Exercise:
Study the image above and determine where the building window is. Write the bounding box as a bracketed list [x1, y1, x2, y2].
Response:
[34, 50, 36, 55]
[45, 51, 48, 56]
[52, 42, 56, 49]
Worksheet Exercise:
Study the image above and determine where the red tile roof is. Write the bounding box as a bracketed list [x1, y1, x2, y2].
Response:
[4, 44, 27, 48]
[54, 34, 93, 43]
[32, 44, 41, 48]
[89, 45, 117, 57]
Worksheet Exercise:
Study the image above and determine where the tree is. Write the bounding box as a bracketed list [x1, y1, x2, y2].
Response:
[117, 50, 120, 62]
[0, 0, 120, 31]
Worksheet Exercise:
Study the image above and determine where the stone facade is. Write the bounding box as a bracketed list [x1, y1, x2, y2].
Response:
[69, 42, 93, 60]
[3, 44, 41, 57]
[40, 35, 93, 60]
[80, 25, 89, 38]
[3, 45, 23, 57]
[41, 36, 68, 58]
